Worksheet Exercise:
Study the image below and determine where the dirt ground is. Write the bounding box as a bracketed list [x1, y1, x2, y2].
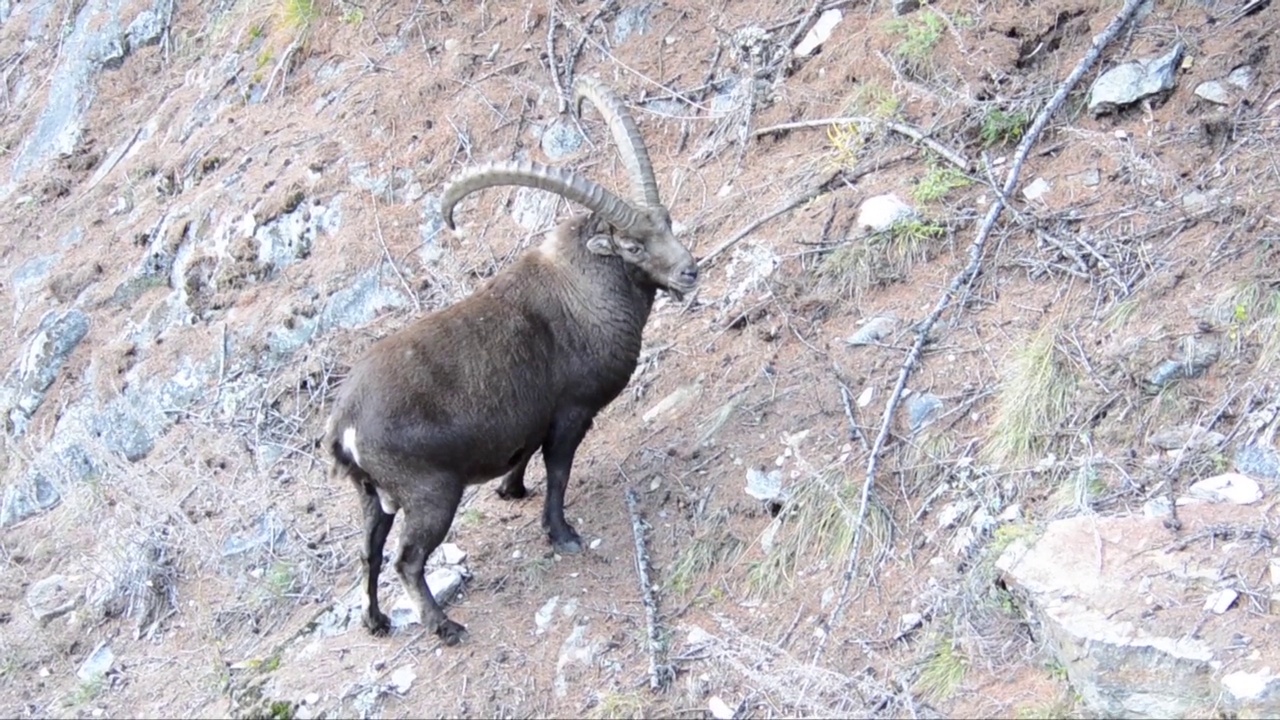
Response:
[1, 0, 1279, 717]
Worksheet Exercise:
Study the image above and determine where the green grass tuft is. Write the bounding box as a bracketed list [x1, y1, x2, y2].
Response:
[982, 326, 1077, 468]
[915, 636, 967, 701]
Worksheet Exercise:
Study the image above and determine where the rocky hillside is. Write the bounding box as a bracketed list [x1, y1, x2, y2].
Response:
[2, 0, 1280, 717]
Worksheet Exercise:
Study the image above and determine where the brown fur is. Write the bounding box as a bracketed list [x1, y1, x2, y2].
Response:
[324, 212, 696, 644]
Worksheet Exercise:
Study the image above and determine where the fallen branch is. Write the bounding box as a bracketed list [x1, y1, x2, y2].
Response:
[547, 0, 569, 113]
[562, 0, 620, 94]
[813, 0, 1151, 665]
[699, 151, 912, 268]
[754, 116, 972, 171]
[625, 487, 673, 692]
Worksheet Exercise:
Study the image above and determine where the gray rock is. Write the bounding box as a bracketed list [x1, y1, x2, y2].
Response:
[8, 0, 138, 184]
[222, 512, 286, 558]
[0, 469, 63, 527]
[642, 98, 684, 117]
[892, 0, 921, 14]
[91, 402, 154, 461]
[997, 506, 1280, 718]
[125, 8, 165, 50]
[1234, 443, 1280, 481]
[512, 185, 559, 232]
[553, 622, 599, 698]
[1, 309, 90, 437]
[266, 315, 319, 357]
[613, 4, 652, 44]
[1180, 189, 1221, 213]
[906, 392, 943, 434]
[11, 253, 60, 311]
[1227, 65, 1254, 90]
[91, 361, 209, 462]
[26, 574, 83, 625]
[1088, 43, 1184, 116]
[255, 197, 342, 273]
[534, 595, 559, 634]
[1194, 80, 1232, 105]
[1080, 168, 1101, 187]
[97, 34, 127, 69]
[77, 642, 114, 682]
[1186, 472, 1261, 505]
[1147, 425, 1224, 451]
[846, 315, 896, 346]
[540, 119, 584, 161]
[418, 194, 446, 265]
[319, 267, 409, 332]
[744, 467, 785, 504]
[1145, 336, 1218, 392]
[389, 567, 465, 629]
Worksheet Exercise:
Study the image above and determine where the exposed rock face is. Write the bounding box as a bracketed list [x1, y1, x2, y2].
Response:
[998, 502, 1280, 718]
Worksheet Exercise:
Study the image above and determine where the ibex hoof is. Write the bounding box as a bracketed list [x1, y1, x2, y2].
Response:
[363, 610, 391, 637]
[435, 619, 468, 646]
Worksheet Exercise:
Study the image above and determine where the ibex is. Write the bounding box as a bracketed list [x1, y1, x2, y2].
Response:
[324, 76, 699, 645]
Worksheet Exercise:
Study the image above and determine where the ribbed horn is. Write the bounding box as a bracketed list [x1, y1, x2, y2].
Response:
[440, 160, 641, 232]
[573, 76, 663, 209]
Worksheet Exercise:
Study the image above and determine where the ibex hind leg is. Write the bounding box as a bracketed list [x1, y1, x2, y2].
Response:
[397, 479, 467, 645]
[332, 456, 396, 636]
[496, 450, 534, 500]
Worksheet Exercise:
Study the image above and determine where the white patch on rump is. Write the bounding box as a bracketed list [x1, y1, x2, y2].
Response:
[341, 427, 361, 466]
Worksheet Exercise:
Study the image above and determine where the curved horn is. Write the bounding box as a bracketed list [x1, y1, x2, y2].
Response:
[440, 160, 642, 232]
[573, 76, 663, 209]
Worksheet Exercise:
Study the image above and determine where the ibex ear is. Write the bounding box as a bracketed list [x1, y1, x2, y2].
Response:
[586, 234, 616, 256]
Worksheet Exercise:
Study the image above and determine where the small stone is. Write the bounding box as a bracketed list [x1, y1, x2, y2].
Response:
[304, 693, 320, 705]
[27, 574, 82, 625]
[687, 625, 713, 647]
[1223, 669, 1280, 701]
[1226, 65, 1254, 90]
[1148, 425, 1224, 451]
[892, 0, 921, 14]
[1270, 558, 1280, 587]
[899, 612, 924, 634]
[1187, 473, 1262, 505]
[1088, 43, 1184, 116]
[535, 596, 559, 634]
[846, 316, 896, 346]
[708, 695, 736, 720]
[1142, 497, 1173, 518]
[793, 9, 842, 57]
[745, 467, 785, 505]
[1022, 177, 1051, 202]
[906, 393, 943, 434]
[1205, 589, 1239, 614]
[438, 543, 467, 565]
[936, 500, 969, 530]
[389, 664, 416, 694]
[857, 194, 915, 232]
[856, 386, 874, 408]
[539, 120, 584, 161]
[77, 642, 114, 682]
[589, 538, 602, 550]
[1194, 81, 1233, 106]
[1234, 443, 1280, 480]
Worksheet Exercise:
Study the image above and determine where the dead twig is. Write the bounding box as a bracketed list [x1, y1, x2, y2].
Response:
[813, 0, 1151, 665]
[625, 487, 674, 692]
[546, 0, 568, 114]
[562, 0, 620, 94]
[369, 192, 422, 313]
[754, 116, 972, 172]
